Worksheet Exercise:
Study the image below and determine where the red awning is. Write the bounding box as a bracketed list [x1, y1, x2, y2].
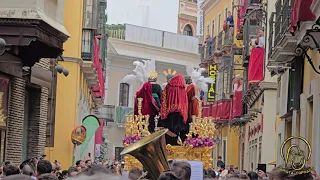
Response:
[202, 104, 210, 117]
[215, 100, 231, 121]
[290, 0, 316, 34]
[211, 102, 218, 121]
[248, 48, 264, 84]
[232, 90, 243, 118]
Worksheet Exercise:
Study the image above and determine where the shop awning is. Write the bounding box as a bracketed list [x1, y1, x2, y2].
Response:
[290, 0, 316, 34]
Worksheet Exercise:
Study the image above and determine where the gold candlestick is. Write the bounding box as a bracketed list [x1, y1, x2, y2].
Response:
[154, 115, 160, 131]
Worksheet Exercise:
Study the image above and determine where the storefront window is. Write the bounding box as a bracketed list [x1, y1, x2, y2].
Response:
[0, 75, 9, 162]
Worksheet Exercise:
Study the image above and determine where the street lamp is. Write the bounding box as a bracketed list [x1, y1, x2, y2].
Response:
[294, 18, 320, 74]
[0, 38, 6, 51]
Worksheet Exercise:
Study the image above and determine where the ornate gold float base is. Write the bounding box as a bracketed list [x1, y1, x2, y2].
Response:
[124, 145, 213, 171]
[124, 155, 143, 171]
[166, 145, 213, 169]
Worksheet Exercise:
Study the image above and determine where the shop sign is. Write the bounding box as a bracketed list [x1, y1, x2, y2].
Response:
[71, 125, 87, 146]
[207, 64, 217, 102]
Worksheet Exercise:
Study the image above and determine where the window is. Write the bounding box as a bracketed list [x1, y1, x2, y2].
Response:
[225, 7, 228, 18]
[82, 29, 93, 53]
[119, 83, 129, 107]
[46, 61, 57, 147]
[222, 139, 227, 164]
[183, 25, 193, 36]
[218, 14, 221, 32]
[211, 20, 215, 37]
[207, 24, 210, 36]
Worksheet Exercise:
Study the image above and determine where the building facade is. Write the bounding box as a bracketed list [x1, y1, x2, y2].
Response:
[102, 24, 200, 161]
[238, 0, 278, 172]
[0, 0, 69, 163]
[201, 0, 240, 168]
[45, 0, 106, 167]
[178, 0, 198, 36]
[267, 0, 320, 172]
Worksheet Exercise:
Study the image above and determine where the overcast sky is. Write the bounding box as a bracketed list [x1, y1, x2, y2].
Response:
[107, 0, 179, 33]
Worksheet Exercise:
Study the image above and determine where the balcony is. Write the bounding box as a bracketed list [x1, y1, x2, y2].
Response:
[98, 105, 133, 127]
[205, 36, 217, 59]
[107, 25, 125, 39]
[224, 27, 234, 46]
[268, 12, 275, 59]
[269, 0, 298, 63]
[107, 24, 199, 54]
[218, 31, 223, 50]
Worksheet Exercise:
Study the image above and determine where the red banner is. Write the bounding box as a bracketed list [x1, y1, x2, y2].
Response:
[211, 102, 218, 121]
[248, 48, 265, 84]
[290, 0, 316, 34]
[232, 90, 242, 118]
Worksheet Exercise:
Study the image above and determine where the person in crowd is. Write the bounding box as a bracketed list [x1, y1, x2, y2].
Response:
[67, 167, 79, 177]
[226, 174, 249, 179]
[38, 173, 58, 180]
[53, 161, 62, 172]
[77, 164, 111, 176]
[158, 171, 180, 180]
[226, 11, 234, 27]
[37, 160, 52, 178]
[2, 174, 33, 180]
[217, 156, 225, 168]
[57, 170, 68, 179]
[21, 164, 36, 180]
[85, 160, 92, 168]
[67, 174, 122, 180]
[207, 168, 216, 178]
[128, 167, 143, 180]
[255, 29, 265, 48]
[3, 164, 20, 177]
[247, 171, 258, 180]
[75, 160, 85, 170]
[218, 164, 228, 180]
[260, 164, 313, 180]
[234, 167, 240, 174]
[170, 161, 191, 180]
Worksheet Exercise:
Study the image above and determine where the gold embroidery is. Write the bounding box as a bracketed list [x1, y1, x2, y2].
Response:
[161, 89, 187, 120]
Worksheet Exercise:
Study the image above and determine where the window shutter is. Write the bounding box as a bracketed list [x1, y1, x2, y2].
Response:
[279, 70, 289, 117]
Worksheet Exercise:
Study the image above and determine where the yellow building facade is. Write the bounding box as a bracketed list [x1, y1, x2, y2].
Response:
[202, 0, 239, 167]
[45, 0, 96, 168]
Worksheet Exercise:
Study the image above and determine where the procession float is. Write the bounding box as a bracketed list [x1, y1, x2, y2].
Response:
[120, 60, 217, 174]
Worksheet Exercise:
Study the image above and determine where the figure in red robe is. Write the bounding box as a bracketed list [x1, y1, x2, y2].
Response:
[134, 80, 160, 132]
[185, 76, 199, 119]
[159, 74, 188, 145]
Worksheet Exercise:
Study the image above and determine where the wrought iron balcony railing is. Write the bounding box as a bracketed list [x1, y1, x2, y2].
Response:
[274, 0, 282, 47]
[280, 0, 292, 36]
[268, 12, 275, 58]
[218, 31, 223, 49]
[205, 36, 217, 58]
[224, 27, 234, 46]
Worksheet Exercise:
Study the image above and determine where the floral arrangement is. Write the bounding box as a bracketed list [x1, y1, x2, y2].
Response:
[122, 135, 143, 146]
[184, 137, 214, 148]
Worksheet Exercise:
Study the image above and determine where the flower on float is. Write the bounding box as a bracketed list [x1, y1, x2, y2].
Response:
[183, 137, 214, 148]
[122, 135, 143, 145]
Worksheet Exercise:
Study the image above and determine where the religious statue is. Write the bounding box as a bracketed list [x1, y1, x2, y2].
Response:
[159, 74, 188, 145]
[122, 60, 161, 132]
